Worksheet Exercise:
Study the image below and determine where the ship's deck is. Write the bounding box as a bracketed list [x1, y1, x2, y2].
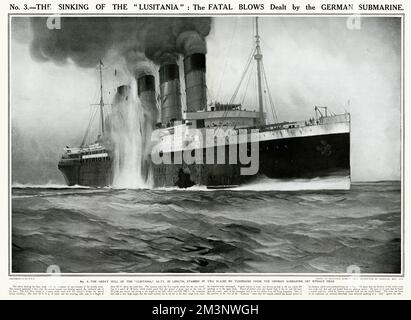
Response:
[240, 113, 350, 133]
[151, 113, 350, 154]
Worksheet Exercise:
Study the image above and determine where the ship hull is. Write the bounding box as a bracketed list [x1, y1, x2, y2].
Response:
[259, 132, 349, 178]
[152, 132, 350, 188]
[58, 131, 350, 188]
[58, 159, 112, 187]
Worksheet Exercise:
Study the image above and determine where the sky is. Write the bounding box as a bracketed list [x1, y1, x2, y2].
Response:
[10, 16, 401, 183]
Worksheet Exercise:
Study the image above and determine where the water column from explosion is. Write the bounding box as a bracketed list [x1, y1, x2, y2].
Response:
[109, 83, 147, 188]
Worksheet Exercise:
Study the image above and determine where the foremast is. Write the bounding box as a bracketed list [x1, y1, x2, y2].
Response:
[98, 59, 106, 137]
[254, 17, 265, 126]
[80, 59, 109, 147]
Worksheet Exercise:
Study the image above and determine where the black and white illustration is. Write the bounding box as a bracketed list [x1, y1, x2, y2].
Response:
[10, 16, 401, 273]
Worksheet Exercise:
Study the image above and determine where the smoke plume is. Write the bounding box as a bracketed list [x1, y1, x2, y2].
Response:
[30, 17, 212, 69]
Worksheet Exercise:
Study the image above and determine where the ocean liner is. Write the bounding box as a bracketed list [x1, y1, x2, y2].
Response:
[58, 17, 350, 188]
[58, 61, 113, 187]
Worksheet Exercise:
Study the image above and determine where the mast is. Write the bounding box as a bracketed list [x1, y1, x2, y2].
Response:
[254, 17, 265, 126]
[99, 59, 105, 137]
[79, 60, 109, 147]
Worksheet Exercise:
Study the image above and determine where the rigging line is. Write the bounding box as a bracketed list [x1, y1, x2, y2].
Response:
[240, 61, 255, 105]
[231, 47, 255, 103]
[82, 104, 95, 142]
[261, 62, 276, 123]
[262, 86, 269, 122]
[90, 106, 100, 139]
[216, 47, 257, 134]
[265, 89, 276, 124]
[266, 83, 278, 123]
[79, 107, 91, 147]
[215, 17, 239, 101]
[80, 105, 99, 147]
[216, 59, 252, 135]
[229, 47, 256, 104]
[214, 46, 256, 136]
[261, 60, 278, 123]
[214, 30, 256, 134]
[90, 69, 100, 103]
[254, 69, 258, 116]
[264, 87, 271, 122]
[91, 86, 99, 106]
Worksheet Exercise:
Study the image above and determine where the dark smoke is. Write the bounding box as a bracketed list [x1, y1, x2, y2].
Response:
[144, 17, 211, 64]
[30, 17, 212, 70]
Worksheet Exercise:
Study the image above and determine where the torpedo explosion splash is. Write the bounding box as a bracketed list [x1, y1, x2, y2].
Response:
[106, 84, 146, 188]
[29, 17, 212, 188]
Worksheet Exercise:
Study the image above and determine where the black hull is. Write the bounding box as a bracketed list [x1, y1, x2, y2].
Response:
[152, 132, 350, 188]
[58, 159, 112, 187]
[259, 132, 350, 178]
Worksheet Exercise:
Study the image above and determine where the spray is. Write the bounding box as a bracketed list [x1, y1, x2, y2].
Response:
[108, 81, 152, 189]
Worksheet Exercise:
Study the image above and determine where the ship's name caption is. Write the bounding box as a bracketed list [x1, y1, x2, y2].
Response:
[8, 2, 405, 12]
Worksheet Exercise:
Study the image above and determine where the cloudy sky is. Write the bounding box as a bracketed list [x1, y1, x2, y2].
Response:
[11, 16, 401, 183]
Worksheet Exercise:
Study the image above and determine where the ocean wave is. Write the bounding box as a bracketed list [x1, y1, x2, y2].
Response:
[233, 175, 351, 191]
[11, 181, 401, 273]
[12, 183, 91, 189]
[154, 185, 210, 192]
[153, 175, 351, 192]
